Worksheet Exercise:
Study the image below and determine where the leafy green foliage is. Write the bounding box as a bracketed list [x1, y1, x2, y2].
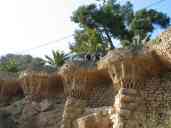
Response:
[0, 59, 19, 73]
[124, 35, 150, 54]
[151, 37, 161, 44]
[70, 28, 107, 54]
[45, 50, 68, 68]
[0, 54, 54, 72]
[130, 9, 170, 39]
[71, 0, 170, 51]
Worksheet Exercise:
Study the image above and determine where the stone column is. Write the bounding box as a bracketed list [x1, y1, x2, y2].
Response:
[97, 49, 161, 128]
[108, 62, 144, 128]
[60, 63, 87, 128]
[111, 85, 143, 128]
[62, 97, 86, 128]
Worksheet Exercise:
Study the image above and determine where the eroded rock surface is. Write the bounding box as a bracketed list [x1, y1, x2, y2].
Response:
[76, 108, 112, 128]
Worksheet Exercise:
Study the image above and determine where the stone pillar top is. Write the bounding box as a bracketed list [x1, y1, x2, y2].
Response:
[59, 62, 111, 99]
[97, 49, 162, 87]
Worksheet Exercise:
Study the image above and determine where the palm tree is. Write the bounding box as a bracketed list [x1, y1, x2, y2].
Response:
[45, 50, 69, 68]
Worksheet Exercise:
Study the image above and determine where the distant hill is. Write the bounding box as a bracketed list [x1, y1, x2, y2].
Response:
[0, 54, 55, 72]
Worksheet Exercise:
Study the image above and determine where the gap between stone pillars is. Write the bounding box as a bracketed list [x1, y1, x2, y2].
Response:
[61, 97, 87, 128]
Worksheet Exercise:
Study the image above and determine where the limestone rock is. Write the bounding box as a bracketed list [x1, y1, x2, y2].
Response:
[76, 111, 112, 128]
[39, 99, 53, 112]
[61, 97, 87, 128]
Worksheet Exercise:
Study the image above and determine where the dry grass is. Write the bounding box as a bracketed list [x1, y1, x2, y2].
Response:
[20, 72, 49, 97]
[47, 72, 64, 96]
[20, 71, 64, 98]
[0, 79, 23, 97]
[60, 66, 112, 98]
[0, 65, 112, 99]
[0, 79, 4, 87]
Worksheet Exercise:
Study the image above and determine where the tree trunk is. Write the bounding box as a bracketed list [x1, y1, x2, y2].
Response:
[105, 31, 115, 49]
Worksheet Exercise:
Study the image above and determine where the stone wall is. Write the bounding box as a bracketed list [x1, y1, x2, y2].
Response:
[143, 75, 171, 127]
[2, 73, 171, 128]
[148, 27, 171, 70]
[86, 83, 115, 108]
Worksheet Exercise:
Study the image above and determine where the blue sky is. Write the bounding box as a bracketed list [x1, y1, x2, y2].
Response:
[126, 0, 171, 38]
[0, 0, 170, 58]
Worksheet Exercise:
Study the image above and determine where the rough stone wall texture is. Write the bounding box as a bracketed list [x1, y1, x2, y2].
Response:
[2, 97, 65, 128]
[76, 108, 113, 128]
[108, 75, 171, 128]
[59, 62, 115, 108]
[148, 27, 171, 70]
[142, 75, 171, 128]
[19, 71, 65, 101]
[20, 72, 115, 107]
[86, 84, 115, 108]
[61, 97, 87, 128]
[108, 74, 171, 128]
[92, 27, 171, 128]
[2, 75, 171, 128]
[111, 88, 140, 128]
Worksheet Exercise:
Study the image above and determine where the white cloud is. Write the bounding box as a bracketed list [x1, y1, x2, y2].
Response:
[0, 0, 79, 57]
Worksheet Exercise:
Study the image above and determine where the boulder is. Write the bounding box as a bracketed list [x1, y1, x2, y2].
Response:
[75, 110, 112, 128]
